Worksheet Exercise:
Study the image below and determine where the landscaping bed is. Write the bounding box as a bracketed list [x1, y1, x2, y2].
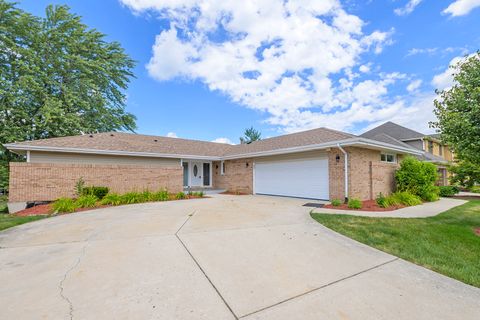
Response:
[324, 200, 405, 211]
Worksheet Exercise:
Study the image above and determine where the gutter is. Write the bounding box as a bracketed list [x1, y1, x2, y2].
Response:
[337, 143, 348, 203]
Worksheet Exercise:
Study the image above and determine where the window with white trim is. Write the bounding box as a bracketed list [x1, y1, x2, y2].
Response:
[380, 153, 396, 163]
[221, 161, 225, 175]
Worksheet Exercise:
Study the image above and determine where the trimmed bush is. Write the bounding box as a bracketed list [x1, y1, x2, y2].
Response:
[375, 193, 387, 208]
[53, 198, 78, 213]
[175, 192, 186, 200]
[100, 193, 122, 206]
[395, 157, 439, 201]
[347, 198, 362, 209]
[75, 194, 98, 208]
[82, 186, 109, 200]
[193, 191, 204, 197]
[439, 186, 459, 197]
[331, 199, 342, 206]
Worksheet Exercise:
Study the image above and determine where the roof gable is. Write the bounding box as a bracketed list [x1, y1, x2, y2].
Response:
[361, 121, 425, 141]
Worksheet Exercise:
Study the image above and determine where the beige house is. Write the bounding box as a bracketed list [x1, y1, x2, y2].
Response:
[361, 122, 454, 186]
[4, 127, 422, 212]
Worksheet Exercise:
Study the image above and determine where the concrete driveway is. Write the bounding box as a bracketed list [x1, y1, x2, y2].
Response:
[0, 195, 479, 319]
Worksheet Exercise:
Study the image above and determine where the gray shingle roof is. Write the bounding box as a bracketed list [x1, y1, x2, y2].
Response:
[7, 127, 357, 158]
[364, 133, 414, 149]
[361, 121, 425, 141]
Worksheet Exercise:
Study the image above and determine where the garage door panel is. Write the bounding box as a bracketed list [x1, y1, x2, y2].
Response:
[254, 158, 329, 200]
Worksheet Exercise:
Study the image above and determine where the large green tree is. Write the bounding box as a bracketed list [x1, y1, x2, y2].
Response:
[0, 1, 137, 190]
[431, 51, 480, 165]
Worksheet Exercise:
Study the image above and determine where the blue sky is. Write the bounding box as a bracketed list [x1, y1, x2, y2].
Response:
[18, 0, 480, 144]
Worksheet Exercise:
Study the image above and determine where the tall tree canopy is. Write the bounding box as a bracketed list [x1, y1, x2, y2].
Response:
[431, 51, 480, 166]
[0, 1, 136, 189]
[240, 127, 261, 144]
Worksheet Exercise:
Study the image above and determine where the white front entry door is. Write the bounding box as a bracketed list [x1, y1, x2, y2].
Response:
[190, 162, 203, 186]
[254, 157, 329, 200]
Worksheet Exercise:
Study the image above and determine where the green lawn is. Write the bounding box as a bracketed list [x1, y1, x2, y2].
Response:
[311, 200, 480, 288]
[0, 214, 46, 232]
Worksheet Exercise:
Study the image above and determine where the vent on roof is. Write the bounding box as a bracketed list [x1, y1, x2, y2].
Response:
[154, 139, 158, 142]
[89, 134, 93, 138]
[110, 134, 114, 137]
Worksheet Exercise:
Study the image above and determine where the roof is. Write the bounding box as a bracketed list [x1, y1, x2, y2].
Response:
[364, 133, 414, 149]
[5, 127, 422, 159]
[361, 121, 425, 141]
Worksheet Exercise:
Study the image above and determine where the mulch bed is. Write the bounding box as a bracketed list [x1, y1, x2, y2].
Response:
[323, 199, 405, 212]
[220, 191, 249, 195]
[14, 195, 206, 217]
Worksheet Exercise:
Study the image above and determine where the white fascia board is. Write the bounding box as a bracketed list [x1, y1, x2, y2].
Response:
[3, 144, 221, 161]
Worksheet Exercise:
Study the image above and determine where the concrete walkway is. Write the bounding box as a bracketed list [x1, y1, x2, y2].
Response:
[313, 197, 467, 218]
[0, 195, 479, 319]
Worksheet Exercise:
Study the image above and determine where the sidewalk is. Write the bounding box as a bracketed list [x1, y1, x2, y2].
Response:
[313, 198, 467, 218]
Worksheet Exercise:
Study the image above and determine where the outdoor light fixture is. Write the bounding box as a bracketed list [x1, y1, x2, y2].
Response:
[246, 162, 249, 167]
[336, 154, 340, 163]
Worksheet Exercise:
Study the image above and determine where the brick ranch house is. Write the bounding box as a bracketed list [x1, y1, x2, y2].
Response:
[4, 127, 423, 213]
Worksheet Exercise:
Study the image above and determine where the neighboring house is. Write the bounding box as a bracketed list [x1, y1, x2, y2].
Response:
[4, 127, 422, 213]
[361, 121, 453, 186]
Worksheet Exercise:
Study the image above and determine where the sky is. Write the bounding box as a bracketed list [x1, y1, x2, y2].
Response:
[17, 0, 480, 144]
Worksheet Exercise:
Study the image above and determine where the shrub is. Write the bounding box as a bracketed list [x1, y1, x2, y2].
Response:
[439, 186, 459, 197]
[175, 192, 186, 200]
[331, 199, 342, 206]
[151, 189, 169, 201]
[75, 194, 98, 208]
[75, 177, 85, 197]
[347, 198, 362, 209]
[470, 185, 480, 193]
[375, 193, 387, 208]
[394, 192, 422, 206]
[395, 157, 439, 201]
[82, 186, 109, 200]
[422, 191, 440, 202]
[120, 192, 145, 204]
[193, 191, 204, 197]
[100, 193, 122, 206]
[53, 197, 78, 213]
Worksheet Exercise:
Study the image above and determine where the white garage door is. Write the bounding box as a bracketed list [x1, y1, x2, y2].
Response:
[254, 157, 329, 200]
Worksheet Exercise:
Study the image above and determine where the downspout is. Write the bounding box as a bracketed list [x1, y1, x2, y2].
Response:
[337, 144, 348, 203]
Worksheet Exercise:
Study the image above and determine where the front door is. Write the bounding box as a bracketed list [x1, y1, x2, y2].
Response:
[190, 162, 203, 186]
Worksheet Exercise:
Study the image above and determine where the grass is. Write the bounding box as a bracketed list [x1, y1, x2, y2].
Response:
[311, 200, 480, 287]
[0, 214, 46, 232]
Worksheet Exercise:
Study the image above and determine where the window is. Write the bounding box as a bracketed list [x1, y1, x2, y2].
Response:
[428, 141, 434, 153]
[439, 145, 443, 156]
[220, 161, 225, 175]
[381, 153, 396, 163]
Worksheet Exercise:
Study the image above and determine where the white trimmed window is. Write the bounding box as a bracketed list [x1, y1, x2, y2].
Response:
[221, 161, 225, 175]
[381, 153, 396, 163]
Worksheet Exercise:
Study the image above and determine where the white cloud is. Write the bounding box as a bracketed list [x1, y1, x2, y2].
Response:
[431, 55, 465, 90]
[443, 0, 480, 17]
[120, 0, 413, 133]
[394, 0, 423, 16]
[406, 79, 422, 92]
[166, 132, 178, 138]
[211, 137, 234, 144]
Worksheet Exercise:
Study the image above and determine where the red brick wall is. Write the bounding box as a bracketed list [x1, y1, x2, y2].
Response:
[370, 162, 398, 198]
[328, 149, 346, 200]
[212, 159, 253, 194]
[9, 162, 183, 202]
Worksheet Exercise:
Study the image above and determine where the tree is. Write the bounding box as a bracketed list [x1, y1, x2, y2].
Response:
[0, 2, 136, 189]
[239, 127, 261, 144]
[448, 160, 480, 188]
[431, 52, 480, 165]
[395, 156, 439, 201]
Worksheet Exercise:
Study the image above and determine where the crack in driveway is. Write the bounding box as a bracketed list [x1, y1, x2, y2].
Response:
[58, 243, 88, 320]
